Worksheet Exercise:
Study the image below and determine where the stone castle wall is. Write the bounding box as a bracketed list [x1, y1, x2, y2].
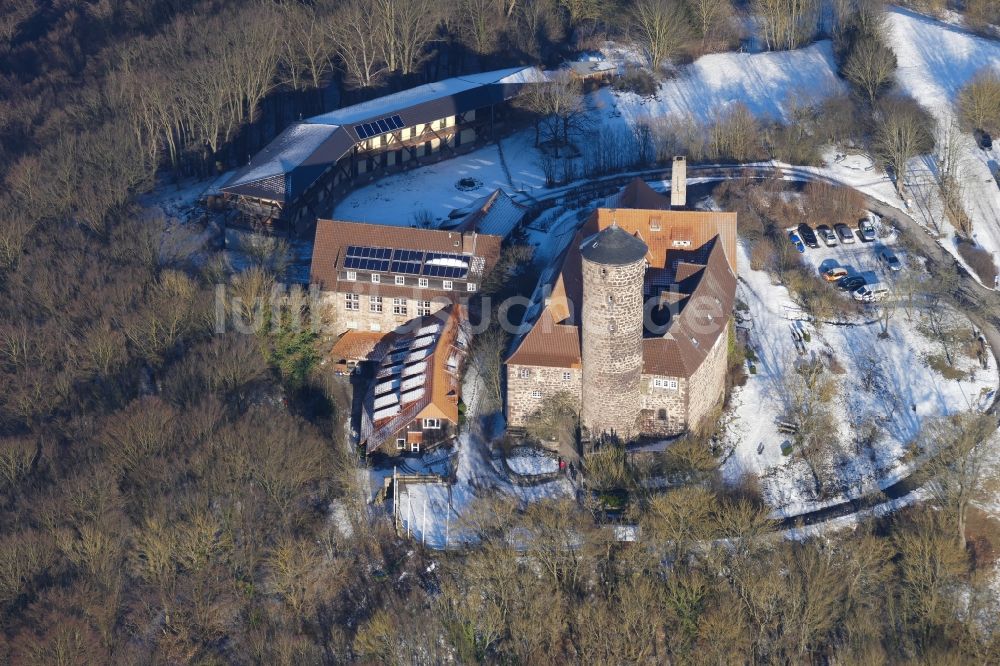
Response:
[506, 364, 581, 427]
[686, 321, 729, 432]
[639, 374, 688, 437]
[580, 255, 645, 440]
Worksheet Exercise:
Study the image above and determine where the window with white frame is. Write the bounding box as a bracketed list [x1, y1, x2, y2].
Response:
[519, 368, 531, 379]
[395, 275, 405, 286]
[344, 293, 359, 311]
[369, 296, 383, 312]
[346, 270, 357, 281]
[467, 282, 477, 292]
[371, 273, 381, 284]
[562, 371, 572, 381]
[417, 300, 432, 316]
[418, 277, 428, 288]
[392, 298, 407, 315]
[653, 378, 678, 390]
[443, 280, 453, 290]
[411, 441, 420, 452]
[396, 437, 406, 450]
[422, 418, 441, 429]
[531, 390, 542, 399]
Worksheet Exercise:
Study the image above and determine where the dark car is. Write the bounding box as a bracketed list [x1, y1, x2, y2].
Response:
[797, 223, 819, 249]
[837, 275, 867, 291]
[974, 128, 993, 151]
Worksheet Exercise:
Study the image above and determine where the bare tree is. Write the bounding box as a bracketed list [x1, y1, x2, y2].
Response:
[935, 120, 972, 235]
[524, 390, 579, 446]
[330, 0, 388, 88]
[278, 2, 337, 92]
[753, 0, 820, 51]
[684, 0, 737, 51]
[843, 38, 897, 107]
[920, 412, 998, 548]
[874, 96, 936, 197]
[629, 0, 693, 72]
[375, 0, 441, 75]
[467, 321, 509, 412]
[957, 67, 1000, 136]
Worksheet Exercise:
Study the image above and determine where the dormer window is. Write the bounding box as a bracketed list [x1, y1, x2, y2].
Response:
[650, 218, 662, 231]
[371, 274, 381, 284]
[672, 239, 692, 247]
[346, 271, 357, 281]
[395, 275, 405, 286]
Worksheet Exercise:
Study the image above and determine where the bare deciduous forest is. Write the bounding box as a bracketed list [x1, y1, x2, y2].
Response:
[1, 0, 999, 663]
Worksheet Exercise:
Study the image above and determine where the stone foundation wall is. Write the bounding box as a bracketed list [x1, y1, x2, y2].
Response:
[506, 364, 581, 427]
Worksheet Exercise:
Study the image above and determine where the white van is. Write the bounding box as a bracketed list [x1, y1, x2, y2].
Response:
[852, 283, 890, 303]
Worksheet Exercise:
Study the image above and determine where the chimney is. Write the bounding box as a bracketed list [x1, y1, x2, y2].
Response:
[671, 156, 687, 209]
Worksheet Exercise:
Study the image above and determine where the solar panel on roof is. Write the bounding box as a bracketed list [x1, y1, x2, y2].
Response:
[422, 252, 470, 279]
[355, 124, 369, 139]
[391, 115, 404, 128]
[376, 119, 390, 133]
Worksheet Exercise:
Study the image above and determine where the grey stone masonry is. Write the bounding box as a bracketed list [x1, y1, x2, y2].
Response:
[507, 365, 581, 427]
[686, 321, 729, 431]
[640, 374, 688, 437]
[580, 249, 646, 440]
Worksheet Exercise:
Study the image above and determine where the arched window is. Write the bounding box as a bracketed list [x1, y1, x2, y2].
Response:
[657, 409, 667, 421]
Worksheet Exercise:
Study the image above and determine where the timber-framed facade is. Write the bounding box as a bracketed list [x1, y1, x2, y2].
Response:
[220, 67, 548, 234]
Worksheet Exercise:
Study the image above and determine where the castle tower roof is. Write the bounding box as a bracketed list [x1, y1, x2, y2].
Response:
[580, 224, 648, 266]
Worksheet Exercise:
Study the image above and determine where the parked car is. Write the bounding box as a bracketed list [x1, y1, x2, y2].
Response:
[788, 230, 806, 253]
[853, 283, 890, 302]
[974, 128, 993, 151]
[878, 247, 902, 271]
[858, 217, 877, 242]
[837, 275, 867, 291]
[815, 224, 837, 246]
[834, 223, 855, 244]
[823, 267, 849, 282]
[797, 223, 819, 249]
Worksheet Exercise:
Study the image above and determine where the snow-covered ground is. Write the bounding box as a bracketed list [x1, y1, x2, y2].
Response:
[334, 131, 548, 227]
[506, 450, 560, 476]
[724, 241, 996, 517]
[883, 7, 1000, 279]
[594, 40, 846, 129]
[384, 361, 576, 549]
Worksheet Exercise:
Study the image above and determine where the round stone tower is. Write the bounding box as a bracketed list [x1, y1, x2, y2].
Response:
[580, 223, 648, 442]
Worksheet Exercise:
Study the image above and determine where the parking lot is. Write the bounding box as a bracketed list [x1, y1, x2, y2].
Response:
[789, 214, 903, 296]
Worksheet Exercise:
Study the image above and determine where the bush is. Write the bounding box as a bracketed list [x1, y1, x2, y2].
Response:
[802, 181, 865, 228]
[612, 68, 659, 97]
[956, 238, 998, 286]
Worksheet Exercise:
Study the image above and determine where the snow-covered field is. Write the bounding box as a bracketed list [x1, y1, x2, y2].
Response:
[724, 241, 996, 517]
[594, 40, 846, 129]
[884, 7, 1000, 279]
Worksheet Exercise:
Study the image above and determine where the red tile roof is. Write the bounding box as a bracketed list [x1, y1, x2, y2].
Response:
[310, 220, 503, 300]
[506, 181, 736, 378]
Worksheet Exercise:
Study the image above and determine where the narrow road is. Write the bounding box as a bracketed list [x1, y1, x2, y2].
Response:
[523, 162, 1000, 529]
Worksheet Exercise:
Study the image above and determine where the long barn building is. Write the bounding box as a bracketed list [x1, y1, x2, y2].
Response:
[221, 67, 547, 233]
